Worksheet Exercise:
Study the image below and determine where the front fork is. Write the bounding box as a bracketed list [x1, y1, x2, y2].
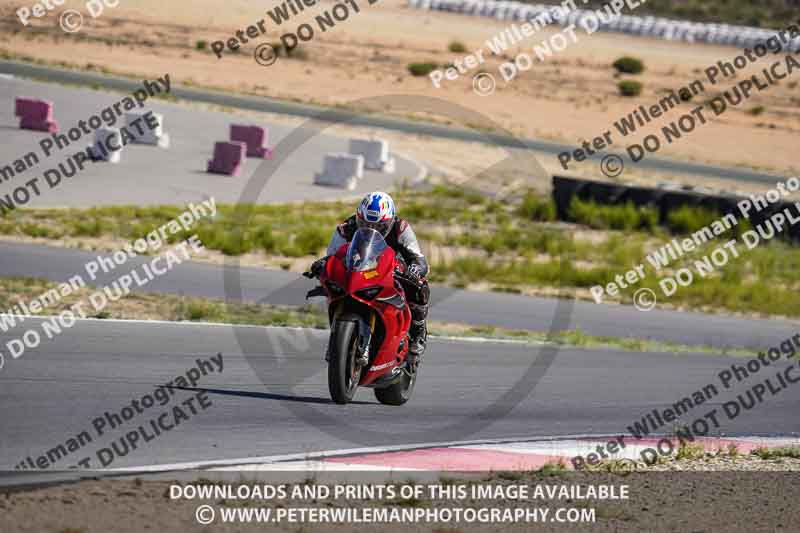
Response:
[325, 302, 375, 366]
[355, 312, 376, 366]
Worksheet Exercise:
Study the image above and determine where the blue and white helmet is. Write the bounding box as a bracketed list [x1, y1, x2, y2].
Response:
[356, 191, 396, 237]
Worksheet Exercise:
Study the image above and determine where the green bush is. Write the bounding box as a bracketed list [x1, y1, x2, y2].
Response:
[195, 40, 207, 51]
[286, 46, 308, 60]
[613, 56, 645, 74]
[568, 198, 657, 231]
[218, 229, 254, 256]
[407, 62, 438, 76]
[271, 42, 285, 55]
[70, 217, 103, 237]
[665, 205, 720, 235]
[517, 192, 556, 222]
[294, 227, 328, 256]
[618, 80, 643, 97]
[254, 225, 277, 253]
[186, 301, 223, 321]
[638, 206, 660, 232]
[21, 223, 62, 238]
[448, 40, 467, 53]
[430, 185, 486, 205]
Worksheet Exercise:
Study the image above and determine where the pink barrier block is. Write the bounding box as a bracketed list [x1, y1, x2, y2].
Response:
[15, 98, 53, 121]
[19, 115, 59, 133]
[207, 141, 246, 176]
[15, 97, 58, 132]
[230, 124, 273, 159]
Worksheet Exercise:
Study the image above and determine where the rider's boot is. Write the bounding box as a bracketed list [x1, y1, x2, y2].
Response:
[407, 319, 427, 369]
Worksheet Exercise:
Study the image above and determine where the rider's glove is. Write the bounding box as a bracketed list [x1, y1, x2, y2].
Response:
[306, 257, 327, 278]
[406, 263, 424, 282]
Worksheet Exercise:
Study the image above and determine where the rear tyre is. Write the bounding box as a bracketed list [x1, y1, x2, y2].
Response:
[328, 317, 362, 404]
[374, 369, 416, 406]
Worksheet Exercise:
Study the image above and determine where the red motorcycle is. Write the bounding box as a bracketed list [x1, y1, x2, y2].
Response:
[305, 227, 420, 405]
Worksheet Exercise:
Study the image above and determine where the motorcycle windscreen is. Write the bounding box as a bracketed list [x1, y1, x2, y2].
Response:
[345, 228, 388, 272]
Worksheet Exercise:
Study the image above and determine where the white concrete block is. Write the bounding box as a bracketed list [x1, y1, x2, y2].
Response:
[314, 153, 364, 190]
[125, 112, 170, 148]
[348, 138, 395, 173]
[87, 127, 122, 163]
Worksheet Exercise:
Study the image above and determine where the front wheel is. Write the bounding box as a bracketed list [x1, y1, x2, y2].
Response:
[374, 368, 416, 406]
[328, 317, 363, 404]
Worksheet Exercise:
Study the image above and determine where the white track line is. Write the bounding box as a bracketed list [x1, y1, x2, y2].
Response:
[0, 314, 535, 345]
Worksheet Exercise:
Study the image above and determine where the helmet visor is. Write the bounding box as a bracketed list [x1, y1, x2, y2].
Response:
[357, 217, 393, 237]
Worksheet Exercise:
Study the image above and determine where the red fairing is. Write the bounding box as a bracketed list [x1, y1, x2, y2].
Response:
[320, 242, 412, 386]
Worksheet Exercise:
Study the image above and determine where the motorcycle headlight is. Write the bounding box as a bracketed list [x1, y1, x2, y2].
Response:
[356, 286, 382, 300]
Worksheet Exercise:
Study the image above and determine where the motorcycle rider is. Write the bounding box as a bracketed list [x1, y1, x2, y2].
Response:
[308, 191, 430, 367]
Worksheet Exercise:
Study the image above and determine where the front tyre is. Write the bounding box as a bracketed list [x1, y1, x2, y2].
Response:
[374, 369, 416, 406]
[328, 317, 362, 404]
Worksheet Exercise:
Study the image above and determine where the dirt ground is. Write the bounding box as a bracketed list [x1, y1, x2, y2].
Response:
[1, 0, 798, 191]
[3, 466, 800, 532]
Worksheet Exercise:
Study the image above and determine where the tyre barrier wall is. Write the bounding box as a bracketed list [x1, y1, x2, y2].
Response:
[552, 175, 800, 242]
[407, 0, 800, 52]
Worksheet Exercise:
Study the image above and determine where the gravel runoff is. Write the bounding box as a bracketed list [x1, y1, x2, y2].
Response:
[2, 454, 799, 532]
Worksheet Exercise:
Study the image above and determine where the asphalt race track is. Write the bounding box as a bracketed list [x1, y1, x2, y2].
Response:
[1, 65, 799, 480]
[1, 319, 799, 471]
[0, 76, 425, 207]
[0, 241, 797, 351]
